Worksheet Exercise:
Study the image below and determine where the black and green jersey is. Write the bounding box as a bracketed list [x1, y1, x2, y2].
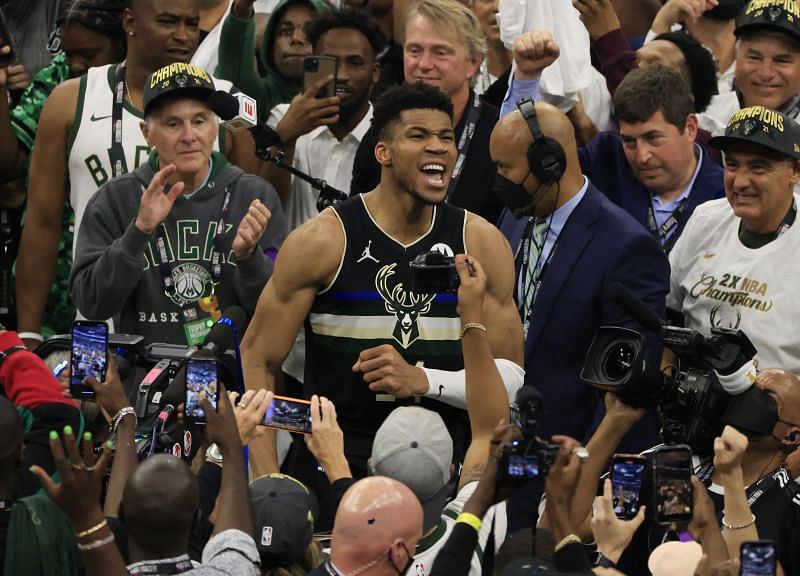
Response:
[305, 195, 469, 467]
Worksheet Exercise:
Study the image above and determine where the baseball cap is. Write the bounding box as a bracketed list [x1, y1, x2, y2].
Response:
[709, 105, 800, 158]
[370, 406, 453, 531]
[249, 473, 318, 567]
[703, 0, 744, 20]
[143, 62, 216, 116]
[648, 541, 703, 576]
[734, 0, 800, 43]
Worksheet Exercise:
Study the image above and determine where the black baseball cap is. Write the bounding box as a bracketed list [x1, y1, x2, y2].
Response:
[143, 62, 216, 115]
[734, 0, 800, 43]
[704, 0, 744, 20]
[249, 474, 318, 567]
[709, 105, 800, 158]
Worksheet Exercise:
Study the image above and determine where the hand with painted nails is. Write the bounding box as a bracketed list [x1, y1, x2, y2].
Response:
[30, 427, 112, 527]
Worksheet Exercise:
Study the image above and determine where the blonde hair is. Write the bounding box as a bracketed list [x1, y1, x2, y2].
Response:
[406, 0, 487, 62]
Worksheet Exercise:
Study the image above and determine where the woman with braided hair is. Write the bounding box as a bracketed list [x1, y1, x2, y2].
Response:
[0, 0, 127, 336]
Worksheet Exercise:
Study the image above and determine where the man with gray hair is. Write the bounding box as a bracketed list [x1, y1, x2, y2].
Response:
[70, 63, 287, 344]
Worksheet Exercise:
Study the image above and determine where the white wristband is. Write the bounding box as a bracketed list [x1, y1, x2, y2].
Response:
[714, 359, 758, 395]
[422, 359, 525, 409]
[18, 332, 44, 343]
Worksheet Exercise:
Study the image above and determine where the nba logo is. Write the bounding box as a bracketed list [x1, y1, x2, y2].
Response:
[184, 431, 192, 455]
[172, 443, 182, 457]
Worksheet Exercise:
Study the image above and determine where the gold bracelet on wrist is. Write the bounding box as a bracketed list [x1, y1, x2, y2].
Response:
[460, 322, 486, 338]
[554, 534, 582, 552]
[75, 519, 108, 539]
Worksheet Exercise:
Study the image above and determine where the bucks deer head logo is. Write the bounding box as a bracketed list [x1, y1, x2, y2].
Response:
[375, 263, 435, 348]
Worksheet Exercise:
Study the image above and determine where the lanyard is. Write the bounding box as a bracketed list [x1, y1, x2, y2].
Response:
[695, 462, 789, 508]
[448, 92, 482, 198]
[0, 209, 13, 315]
[111, 63, 127, 178]
[156, 187, 232, 297]
[646, 196, 690, 254]
[128, 555, 194, 575]
[515, 216, 563, 321]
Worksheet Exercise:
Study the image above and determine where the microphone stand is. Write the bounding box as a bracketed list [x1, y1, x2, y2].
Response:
[255, 144, 349, 212]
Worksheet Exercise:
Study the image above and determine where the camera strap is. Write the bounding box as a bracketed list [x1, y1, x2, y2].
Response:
[111, 63, 127, 178]
[128, 554, 194, 575]
[448, 92, 481, 199]
[646, 196, 690, 254]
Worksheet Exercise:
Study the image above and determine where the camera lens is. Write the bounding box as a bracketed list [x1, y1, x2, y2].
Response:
[601, 341, 636, 382]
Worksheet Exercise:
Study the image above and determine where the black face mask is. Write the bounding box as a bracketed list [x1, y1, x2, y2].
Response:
[493, 172, 535, 218]
[721, 385, 779, 438]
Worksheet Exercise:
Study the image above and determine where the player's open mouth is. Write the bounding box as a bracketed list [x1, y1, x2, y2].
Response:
[420, 162, 447, 187]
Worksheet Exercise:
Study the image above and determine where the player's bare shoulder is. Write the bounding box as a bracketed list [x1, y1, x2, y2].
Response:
[274, 207, 346, 288]
[464, 212, 513, 261]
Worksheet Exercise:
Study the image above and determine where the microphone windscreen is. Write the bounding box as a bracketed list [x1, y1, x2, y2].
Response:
[608, 283, 664, 333]
[208, 90, 240, 121]
[202, 306, 248, 352]
[160, 363, 186, 408]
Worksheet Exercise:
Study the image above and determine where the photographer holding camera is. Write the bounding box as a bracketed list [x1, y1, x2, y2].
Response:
[242, 83, 524, 530]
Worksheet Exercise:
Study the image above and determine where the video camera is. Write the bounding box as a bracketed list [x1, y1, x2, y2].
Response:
[410, 251, 460, 294]
[498, 387, 560, 487]
[580, 284, 757, 455]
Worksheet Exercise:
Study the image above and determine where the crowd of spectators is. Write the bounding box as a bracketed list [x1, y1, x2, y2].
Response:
[1, 0, 800, 574]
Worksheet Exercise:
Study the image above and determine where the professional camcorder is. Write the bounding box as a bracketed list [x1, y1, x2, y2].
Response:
[498, 387, 560, 487]
[580, 284, 757, 455]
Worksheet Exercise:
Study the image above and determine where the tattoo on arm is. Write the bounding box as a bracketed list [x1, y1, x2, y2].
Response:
[460, 462, 484, 486]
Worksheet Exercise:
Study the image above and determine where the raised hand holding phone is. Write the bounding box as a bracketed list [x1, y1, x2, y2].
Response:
[592, 478, 647, 564]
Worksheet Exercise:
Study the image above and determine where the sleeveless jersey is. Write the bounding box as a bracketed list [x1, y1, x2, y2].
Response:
[66, 64, 230, 253]
[305, 195, 469, 465]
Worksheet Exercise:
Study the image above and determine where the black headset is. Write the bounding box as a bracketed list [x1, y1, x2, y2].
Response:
[517, 98, 566, 183]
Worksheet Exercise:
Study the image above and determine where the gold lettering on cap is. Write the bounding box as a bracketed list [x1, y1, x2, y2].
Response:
[746, 0, 800, 19]
[727, 106, 785, 132]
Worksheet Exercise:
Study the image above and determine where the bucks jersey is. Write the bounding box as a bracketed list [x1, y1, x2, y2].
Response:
[66, 64, 230, 253]
[305, 195, 469, 466]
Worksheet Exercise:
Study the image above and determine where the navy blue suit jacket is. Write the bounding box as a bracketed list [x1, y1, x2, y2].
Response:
[499, 182, 670, 446]
[579, 132, 724, 244]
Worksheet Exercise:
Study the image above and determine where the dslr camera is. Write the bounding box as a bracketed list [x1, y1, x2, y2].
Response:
[410, 251, 460, 293]
[498, 387, 560, 486]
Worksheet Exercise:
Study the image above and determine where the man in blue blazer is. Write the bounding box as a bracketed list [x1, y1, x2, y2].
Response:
[579, 66, 724, 254]
[492, 98, 670, 529]
[493, 98, 670, 443]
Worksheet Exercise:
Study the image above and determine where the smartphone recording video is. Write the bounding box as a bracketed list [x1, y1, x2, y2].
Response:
[70, 321, 109, 399]
[303, 55, 337, 98]
[261, 395, 312, 434]
[741, 540, 777, 576]
[653, 444, 693, 524]
[184, 359, 219, 427]
[611, 454, 646, 520]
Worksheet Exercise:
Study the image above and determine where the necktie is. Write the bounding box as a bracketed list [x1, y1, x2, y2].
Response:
[522, 219, 549, 339]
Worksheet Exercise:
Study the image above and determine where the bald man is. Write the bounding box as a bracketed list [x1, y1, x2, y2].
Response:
[492, 99, 669, 527]
[309, 476, 423, 575]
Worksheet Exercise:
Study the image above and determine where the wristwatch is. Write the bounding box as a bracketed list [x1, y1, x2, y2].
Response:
[594, 553, 617, 569]
[206, 443, 223, 464]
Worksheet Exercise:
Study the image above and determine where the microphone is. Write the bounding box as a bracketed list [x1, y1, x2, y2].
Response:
[136, 358, 172, 419]
[202, 306, 248, 356]
[157, 404, 176, 425]
[608, 283, 664, 334]
[208, 90, 283, 150]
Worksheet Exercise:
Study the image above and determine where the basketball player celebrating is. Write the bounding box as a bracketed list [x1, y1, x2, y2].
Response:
[69, 64, 287, 346]
[241, 83, 523, 528]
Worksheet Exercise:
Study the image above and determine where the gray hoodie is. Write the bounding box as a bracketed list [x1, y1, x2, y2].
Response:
[70, 151, 288, 345]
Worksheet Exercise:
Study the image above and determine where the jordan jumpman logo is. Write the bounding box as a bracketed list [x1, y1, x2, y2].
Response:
[357, 240, 379, 263]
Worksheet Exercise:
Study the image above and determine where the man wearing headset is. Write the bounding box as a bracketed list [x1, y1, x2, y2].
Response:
[492, 99, 670, 529]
